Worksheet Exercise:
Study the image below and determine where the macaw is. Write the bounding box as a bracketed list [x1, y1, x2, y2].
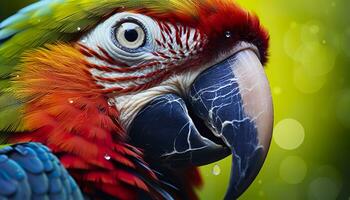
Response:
[0, 0, 273, 199]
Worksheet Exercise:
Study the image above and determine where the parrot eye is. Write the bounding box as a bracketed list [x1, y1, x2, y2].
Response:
[115, 22, 146, 50]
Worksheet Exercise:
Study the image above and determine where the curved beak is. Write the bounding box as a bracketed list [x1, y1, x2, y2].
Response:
[129, 48, 273, 198]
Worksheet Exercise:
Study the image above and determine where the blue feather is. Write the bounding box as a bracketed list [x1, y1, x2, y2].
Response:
[0, 0, 60, 45]
[0, 143, 84, 200]
[0, 29, 17, 45]
[18, 0, 52, 14]
[0, 14, 26, 29]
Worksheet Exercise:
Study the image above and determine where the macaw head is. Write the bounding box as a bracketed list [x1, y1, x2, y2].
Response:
[0, 0, 273, 199]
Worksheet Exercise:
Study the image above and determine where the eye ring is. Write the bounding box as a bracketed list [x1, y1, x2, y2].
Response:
[113, 20, 147, 51]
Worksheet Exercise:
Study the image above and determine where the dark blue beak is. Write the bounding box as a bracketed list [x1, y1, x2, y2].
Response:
[129, 49, 273, 199]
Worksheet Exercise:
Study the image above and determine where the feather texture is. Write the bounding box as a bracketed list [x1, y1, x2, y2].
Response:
[0, 0, 269, 199]
[0, 0, 268, 134]
[4, 44, 161, 199]
[0, 142, 84, 199]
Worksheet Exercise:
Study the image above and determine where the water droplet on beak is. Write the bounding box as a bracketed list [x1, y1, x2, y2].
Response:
[212, 164, 221, 176]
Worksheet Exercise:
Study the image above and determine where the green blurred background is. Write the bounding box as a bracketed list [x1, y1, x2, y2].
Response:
[1, 0, 349, 199]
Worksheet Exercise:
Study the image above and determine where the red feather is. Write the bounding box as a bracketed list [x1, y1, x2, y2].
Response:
[9, 44, 156, 199]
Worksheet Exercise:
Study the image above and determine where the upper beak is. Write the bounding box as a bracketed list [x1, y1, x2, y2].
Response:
[128, 47, 273, 199]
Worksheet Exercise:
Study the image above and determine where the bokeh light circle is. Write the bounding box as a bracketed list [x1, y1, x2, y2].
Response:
[284, 22, 302, 59]
[293, 66, 327, 94]
[273, 118, 305, 150]
[279, 156, 307, 184]
[273, 86, 282, 95]
[300, 21, 323, 44]
[296, 41, 337, 76]
[308, 177, 340, 200]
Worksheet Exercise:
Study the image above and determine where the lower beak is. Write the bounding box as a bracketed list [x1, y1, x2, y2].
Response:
[128, 48, 273, 198]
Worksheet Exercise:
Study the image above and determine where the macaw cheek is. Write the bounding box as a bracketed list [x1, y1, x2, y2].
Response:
[188, 49, 273, 199]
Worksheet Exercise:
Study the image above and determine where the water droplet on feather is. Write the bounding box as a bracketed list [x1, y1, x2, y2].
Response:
[225, 31, 232, 38]
[104, 154, 111, 160]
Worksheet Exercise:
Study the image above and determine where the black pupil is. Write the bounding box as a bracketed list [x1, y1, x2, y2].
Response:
[124, 29, 139, 42]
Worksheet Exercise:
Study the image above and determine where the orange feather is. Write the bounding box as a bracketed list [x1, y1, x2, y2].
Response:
[8, 43, 156, 199]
